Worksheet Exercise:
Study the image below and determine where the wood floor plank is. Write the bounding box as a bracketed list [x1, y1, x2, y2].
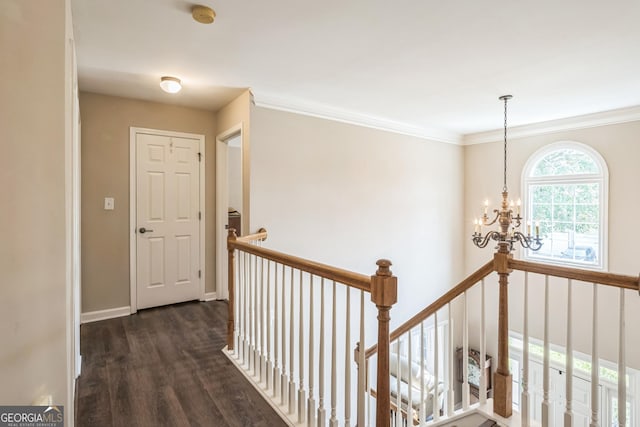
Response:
[76, 301, 287, 427]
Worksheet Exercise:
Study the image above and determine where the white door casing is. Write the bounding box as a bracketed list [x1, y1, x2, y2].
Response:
[130, 128, 205, 312]
[216, 123, 243, 301]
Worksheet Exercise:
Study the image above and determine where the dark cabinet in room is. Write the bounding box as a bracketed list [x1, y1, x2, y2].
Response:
[228, 210, 241, 236]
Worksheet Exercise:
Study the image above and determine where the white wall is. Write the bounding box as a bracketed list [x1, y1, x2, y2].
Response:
[250, 106, 465, 332]
[0, 0, 74, 418]
[464, 121, 640, 370]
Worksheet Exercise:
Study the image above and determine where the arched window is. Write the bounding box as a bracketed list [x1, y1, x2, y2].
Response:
[522, 142, 608, 269]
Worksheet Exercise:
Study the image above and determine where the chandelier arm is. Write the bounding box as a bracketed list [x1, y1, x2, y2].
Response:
[472, 231, 501, 249]
[513, 215, 522, 228]
[483, 210, 501, 226]
[513, 231, 543, 251]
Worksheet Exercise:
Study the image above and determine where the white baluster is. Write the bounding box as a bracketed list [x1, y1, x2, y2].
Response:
[299, 270, 306, 424]
[273, 261, 278, 397]
[357, 290, 366, 427]
[434, 312, 440, 422]
[281, 264, 287, 404]
[249, 253, 255, 371]
[235, 249, 241, 356]
[420, 321, 425, 427]
[244, 251, 250, 364]
[590, 284, 599, 427]
[447, 302, 454, 417]
[308, 275, 315, 427]
[318, 278, 326, 427]
[253, 254, 258, 374]
[565, 279, 574, 427]
[366, 358, 370, 427]
[289, 267, 296, 414]
[395, 336, 401, 427]
[462, 290, 469, 410]
[345, 287, 351, 427]
[480, 278, 487, 405]
[542, 275, 550, 427]
[522, 273, 530, 427]
[329, 281, 338, 427]
[618, 288, 626, 427]
[408, 328, 414, 424]
[266, 260, 272, 390]
[260, 257, 265, 382]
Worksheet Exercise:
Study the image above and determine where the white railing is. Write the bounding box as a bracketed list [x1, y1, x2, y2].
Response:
[225, 229, 398, 427]
[225, 230, 638, 427]
[363, 255, 638, 427]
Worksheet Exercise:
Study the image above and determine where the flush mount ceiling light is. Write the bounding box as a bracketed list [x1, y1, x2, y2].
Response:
[159, 76, 182, 93]
[192, 5, 216, 24]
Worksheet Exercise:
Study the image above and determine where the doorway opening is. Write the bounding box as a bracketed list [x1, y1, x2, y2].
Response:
[216, 124, 244, 300]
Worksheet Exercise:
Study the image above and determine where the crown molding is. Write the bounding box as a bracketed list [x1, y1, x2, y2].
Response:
[253, 92, 463, 145]
[462, 105, 640, 145]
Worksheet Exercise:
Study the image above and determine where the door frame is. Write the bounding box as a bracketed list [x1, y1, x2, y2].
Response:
[216, 123, 243, 300]
[129, 127, 206, 314]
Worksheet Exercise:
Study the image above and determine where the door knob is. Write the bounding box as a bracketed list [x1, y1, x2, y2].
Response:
[139, 227, 154, 234]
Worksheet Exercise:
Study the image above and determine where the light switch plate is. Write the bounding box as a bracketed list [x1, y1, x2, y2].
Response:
[104, 197, 115, 210]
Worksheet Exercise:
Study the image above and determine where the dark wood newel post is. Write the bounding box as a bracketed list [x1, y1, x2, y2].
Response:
[371, 259, 397, 427]
[493, 250, 513, 418]
[227, 228, 237, 350]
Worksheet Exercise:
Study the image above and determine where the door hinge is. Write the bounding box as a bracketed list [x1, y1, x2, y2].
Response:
[198, 211, 202, 220]
[198, 270, 201, 278]
[198, 152, 202, 162]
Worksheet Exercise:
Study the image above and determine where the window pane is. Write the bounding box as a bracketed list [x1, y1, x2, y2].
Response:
[531, 149, 599, 177]
[611, 397, 632, 427]
[528, 181, 600, 266]
[553, 185, 574, 204]
[575, 183, 599, 203]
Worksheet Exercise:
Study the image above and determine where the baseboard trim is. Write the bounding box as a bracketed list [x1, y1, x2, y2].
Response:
[204, 292, 217, 301]
[81, 306, 131, 324]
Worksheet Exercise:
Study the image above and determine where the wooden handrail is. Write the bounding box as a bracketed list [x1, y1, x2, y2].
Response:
[364, 259, 495, 359]
[509, 259, 640, 291]
[234, 227, 268, 243]
[229, 238, 372, 292]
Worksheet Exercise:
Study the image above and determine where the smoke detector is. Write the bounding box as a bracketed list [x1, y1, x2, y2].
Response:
[192, 5, 215, 24]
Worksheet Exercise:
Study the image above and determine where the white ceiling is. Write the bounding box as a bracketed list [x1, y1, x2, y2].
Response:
[71, 0, 640, 141]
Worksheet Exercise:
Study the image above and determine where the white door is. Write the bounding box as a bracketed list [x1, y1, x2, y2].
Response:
[135, 132, 201, 309]
[529, 361, 601, 426]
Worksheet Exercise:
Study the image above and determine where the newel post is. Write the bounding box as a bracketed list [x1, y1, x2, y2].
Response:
[227, 228, 237, 351]
[493, 250, 513, 418]
[371, 259, 397, 427]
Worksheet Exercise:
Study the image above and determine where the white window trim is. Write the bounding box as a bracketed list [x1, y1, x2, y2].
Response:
[521, 141, 609, 271]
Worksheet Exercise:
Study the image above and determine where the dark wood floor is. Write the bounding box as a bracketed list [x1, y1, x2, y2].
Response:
[76, 300, 288, 427]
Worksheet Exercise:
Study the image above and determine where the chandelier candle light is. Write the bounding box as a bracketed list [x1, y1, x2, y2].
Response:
[472, 95, 542, 254]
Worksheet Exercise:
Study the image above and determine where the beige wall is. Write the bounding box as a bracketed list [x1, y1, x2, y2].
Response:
[79, 92, 217, 312]
[250, 107, 465, 329]
[216, 90, 252, 234]
[464, 121, 640, 369]
[0, 0, 72, 414]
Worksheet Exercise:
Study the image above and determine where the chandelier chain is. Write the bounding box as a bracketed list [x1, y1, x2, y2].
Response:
[503, 96, 508, 192]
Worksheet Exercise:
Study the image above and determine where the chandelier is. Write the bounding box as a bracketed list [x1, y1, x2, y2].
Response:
[472, 95, 542, 253]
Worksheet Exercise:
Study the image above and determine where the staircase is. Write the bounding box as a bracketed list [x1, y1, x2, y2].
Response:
[223, 228, 639, 427]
